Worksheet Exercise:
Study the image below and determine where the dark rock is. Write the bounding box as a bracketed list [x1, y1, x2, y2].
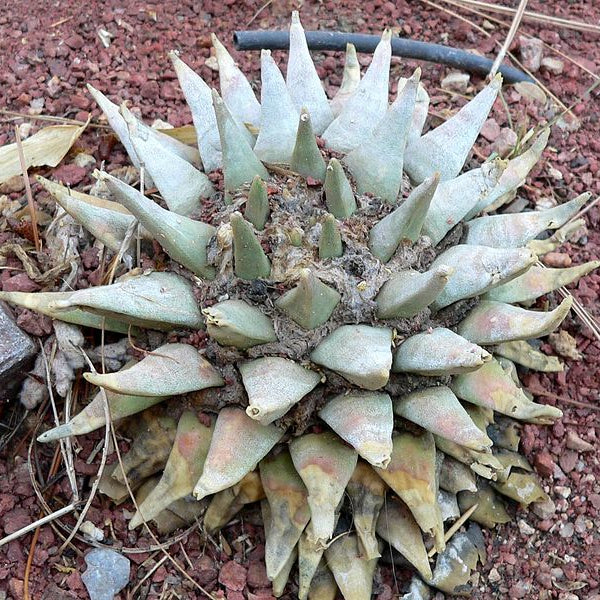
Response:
[64, 34, 85, 49]
[2, 273, 40, 292]
[534, 450, 556, 478]
[247, 562, 270, 589]
[219, 561, 247, 591]
[0, 303, 36, 401]
[51, 164, 87, 186]
[519, 36, 544, 72]
[559, 450, 579, 473]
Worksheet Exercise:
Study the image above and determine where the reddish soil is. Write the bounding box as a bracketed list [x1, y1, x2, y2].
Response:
[1, 1, 599, 599]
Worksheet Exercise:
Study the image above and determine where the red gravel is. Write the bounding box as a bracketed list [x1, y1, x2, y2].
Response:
[1, 1, 599, 599]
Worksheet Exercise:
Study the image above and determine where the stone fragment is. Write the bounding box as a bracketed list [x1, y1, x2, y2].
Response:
[533, 450, 556, 478]
[541, 57, 564, 74]
[519, 36, 544, 72]
[491, 128, 518, 158]
[565, 430, 594, 452]
[441, 72, 470, 94]
[480, 118, 500, 142]
[532, 498, 556, 520]
[558, 450, 578, 474]
[219, 561, 247, 591]
[558, 522, 574, 538]
[81, 549, 130, 600]
[517, 519, 535, 536]
[0, 303, 36, 401]
[549, 330, 582, 361]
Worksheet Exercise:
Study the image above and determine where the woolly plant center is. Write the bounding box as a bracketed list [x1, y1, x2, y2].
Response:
[198, 174, 447, 425]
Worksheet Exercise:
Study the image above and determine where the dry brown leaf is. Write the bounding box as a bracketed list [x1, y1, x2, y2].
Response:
[514, 82, 547, 105]
[157, 125, 198, 146]
[0, 120, 89, 184]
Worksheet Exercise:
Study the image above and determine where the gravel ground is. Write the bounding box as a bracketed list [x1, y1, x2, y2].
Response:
[0, 1, 599, 599]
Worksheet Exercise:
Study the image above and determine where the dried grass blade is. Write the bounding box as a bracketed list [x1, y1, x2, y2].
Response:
[452, 0, 600, 34]
[0, 119, 89, 184]
[489, 0, 529, 78]
[14, 125, 41, 251]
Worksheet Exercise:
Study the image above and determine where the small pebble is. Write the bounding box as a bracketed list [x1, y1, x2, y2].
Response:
[532, 498, 556, 520]
[480, 118, 500, 142]
[566, 430, 594, 452]
[491, 127, 518, 157]
[509, 581, 531, 599]
[543, 252, 572, 267]
[518, 519, 536, 536]
[555, 486, 572, 498]
[541, 56, 564, 74]
[441, 71, 470, 94]
[534, 450, 556, 478]
[559, 451, 579, 474]
[519, 35, 544, 71]
[81, 548, 130, 600]
[488, 568, 501, 583]
[73, 153, 97, 168]
[559, 522, 575, 538]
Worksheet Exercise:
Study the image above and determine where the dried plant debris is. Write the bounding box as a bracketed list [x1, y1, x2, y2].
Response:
[4, 10, 599, 600]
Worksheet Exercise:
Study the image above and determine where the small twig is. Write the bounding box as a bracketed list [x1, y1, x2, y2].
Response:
[568, 195, 600, 225]
[530, 387, 600, 412]
[24, 444, 63, 599]
[489, 0, 529, 78]
[438, 0, 600, 82]
[0, 109, 97, 126]
[179, 541, 195, 571]
[534, 259, 600, 343]
[246, 0, 274, 27]
[40, 340, 78, 500]
[421, 0, 489, 36]
[428, 503, 479, 558]
[0, 504, 77, 548]
[450, 0, 600, 34]
[110, 417, 216, 598]
[14, 125, 41, 252]
[58, 349, 112, 553]
[558, 287, 600, 342]
[50, 15, 75, 27]
[127, 555, 169, 600]
[23, 526, 40, 600]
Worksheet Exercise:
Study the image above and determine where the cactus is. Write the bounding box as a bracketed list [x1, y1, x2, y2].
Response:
[5, 12, 598, 598]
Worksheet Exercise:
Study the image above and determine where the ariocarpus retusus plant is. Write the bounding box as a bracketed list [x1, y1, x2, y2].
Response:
[3, 12, 598, 598]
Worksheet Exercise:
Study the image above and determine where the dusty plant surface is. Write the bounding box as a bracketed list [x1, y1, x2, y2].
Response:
[0, 1, 599, 599]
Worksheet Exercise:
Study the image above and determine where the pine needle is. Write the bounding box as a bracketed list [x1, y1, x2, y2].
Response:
[14, 125, 41, 252]
[489, 0, 529, 78]
[451, 0, 600, 35]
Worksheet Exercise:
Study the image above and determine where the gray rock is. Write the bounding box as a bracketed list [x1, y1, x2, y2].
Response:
[519, 36, 544, 72]
[0, 303, 36, 401]
[402, 576, 431, 600]
[532, 498, 556, 520]
[558, 521, 574, 538]
[541, 57, 564, 75]
[81, 548, 130, 600]
[441, 71, 470, 94]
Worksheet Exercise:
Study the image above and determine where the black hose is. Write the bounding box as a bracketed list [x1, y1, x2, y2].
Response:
[233, 30, 534, 85]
